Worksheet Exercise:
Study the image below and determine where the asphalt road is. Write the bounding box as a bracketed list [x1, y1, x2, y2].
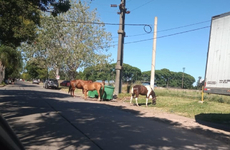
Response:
[0, 81, 229, 150]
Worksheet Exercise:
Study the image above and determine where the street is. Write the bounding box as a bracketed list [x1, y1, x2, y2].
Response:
[0, 81, 229, 150]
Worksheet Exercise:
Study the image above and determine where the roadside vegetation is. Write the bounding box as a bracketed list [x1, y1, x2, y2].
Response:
[119, 85, 230, 126]
[59, 82, 230, 126]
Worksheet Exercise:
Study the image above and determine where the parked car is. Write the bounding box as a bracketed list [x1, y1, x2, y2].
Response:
[32, 79, 40, 84]
[141, 82, 157, 88]
[141, 82, 150, 86]
[7, 79, 12, 84]
[60, 80, 70, 87]
[43, 79, 59, 89]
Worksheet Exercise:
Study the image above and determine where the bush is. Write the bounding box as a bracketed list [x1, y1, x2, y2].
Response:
[1, 81, 6, 86]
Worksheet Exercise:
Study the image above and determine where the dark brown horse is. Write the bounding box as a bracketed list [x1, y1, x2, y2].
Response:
[130, 85, 156, 106]
[68, 79, 93, 97]
[83, 82, 105, 101]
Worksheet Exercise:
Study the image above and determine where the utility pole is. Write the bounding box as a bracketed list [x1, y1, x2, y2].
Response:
[150, 17, 158, 90]
[182, 67, 185, 88]
[113, 0, 130, 96]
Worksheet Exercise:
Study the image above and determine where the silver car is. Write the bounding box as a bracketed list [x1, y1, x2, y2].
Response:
[43, 79, 59, 89]
[32, 79, 40, 84]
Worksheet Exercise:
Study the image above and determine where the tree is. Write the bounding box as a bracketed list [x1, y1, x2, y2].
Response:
[0, 0, 70, 47]
[25, 59, 47, 80]
[21, 0, 112, 80]
[0, 0, 70, 83]
[182, 73, 195, 89]
[82, 63, 141, 83]
[38, 0, 71, 17]
[122, 64, 141, 82]
[156, 68, 172, 88]
[0, 45, 22, 82]
[81, 63, 114, 81]
[141, 71, 151, 82]
[154, 69, 195, 88]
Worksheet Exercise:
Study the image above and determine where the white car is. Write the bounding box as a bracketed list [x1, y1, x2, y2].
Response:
[8, 79, 12, 84]
[32, 79, 40, 84]
[43, 79, 59, 89]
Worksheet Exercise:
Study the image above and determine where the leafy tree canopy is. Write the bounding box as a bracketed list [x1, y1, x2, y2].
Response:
[20, 0, 112, 80]
[0, 45, 22, 79]
[0, 0, 70, 47]
[82, 63, 141, 83]
[25, 59, 47, 79]
[141, 68, 195, 89]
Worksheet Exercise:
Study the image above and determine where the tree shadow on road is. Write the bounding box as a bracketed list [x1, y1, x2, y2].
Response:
[0, 89, 230, 149]
[195, 113, 230, 131]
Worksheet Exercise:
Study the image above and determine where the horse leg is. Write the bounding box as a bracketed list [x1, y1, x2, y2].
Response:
[73, 88, 75, 97]
[130, 93, 134, 105]
[84, 89, 88, 99]
[146, 98, 149, 107]
[97, 89, 100, 101]
[135, 97, 139, 106]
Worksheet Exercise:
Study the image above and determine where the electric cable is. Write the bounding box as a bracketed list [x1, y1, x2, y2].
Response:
[124, 26, 210, 44]
[112, 20, 211, 39]
[131, 0, 155, 12]
[110, 26, 210, 46]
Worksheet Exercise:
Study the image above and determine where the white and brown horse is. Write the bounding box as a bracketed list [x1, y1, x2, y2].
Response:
[83, 82, 105, 101]
[130, 85, 156, 106]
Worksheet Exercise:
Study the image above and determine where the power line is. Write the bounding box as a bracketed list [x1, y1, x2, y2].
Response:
[112, 20, 211, 39]
[111, 26, 210, 46]
[158, 20, 210, 33]
[45, 17, 211, 38]
[44, 18, 151, 26]
[125, 26, 210, 44]
[131, 0, 155, 12]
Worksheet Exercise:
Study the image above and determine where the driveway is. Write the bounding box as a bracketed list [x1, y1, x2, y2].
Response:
[0, 81, 229, 150]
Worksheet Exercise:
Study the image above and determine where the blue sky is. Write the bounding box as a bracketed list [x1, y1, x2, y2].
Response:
[89, 0, 230, 84]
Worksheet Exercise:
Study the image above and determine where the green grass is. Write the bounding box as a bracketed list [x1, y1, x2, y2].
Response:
[122, 86, 230, 125]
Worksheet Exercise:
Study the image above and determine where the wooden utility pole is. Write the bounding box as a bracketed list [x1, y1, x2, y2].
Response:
[114, 0, 129, 96]
[150, 17, 158, 90]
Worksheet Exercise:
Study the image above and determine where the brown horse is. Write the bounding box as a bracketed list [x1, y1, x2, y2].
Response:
[83, 82, 105, 101]
[68, 79, 93, 97]
[130, 85, 156, 107]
